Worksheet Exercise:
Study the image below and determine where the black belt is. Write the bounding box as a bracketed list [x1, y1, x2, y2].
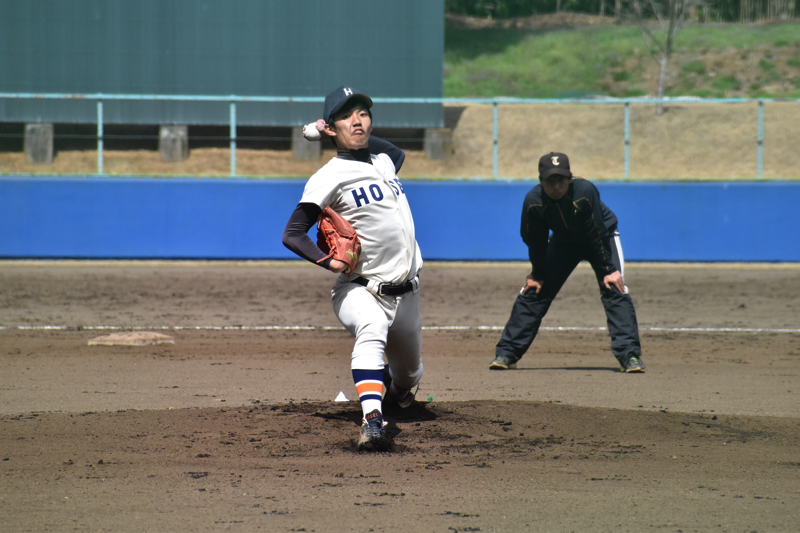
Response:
[352, 276, 416, 297]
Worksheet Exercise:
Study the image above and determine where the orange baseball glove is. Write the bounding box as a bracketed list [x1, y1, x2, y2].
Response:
[316, 206, 361, 275]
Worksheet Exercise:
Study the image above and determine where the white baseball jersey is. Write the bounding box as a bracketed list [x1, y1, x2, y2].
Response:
[300, 154, 423, 285]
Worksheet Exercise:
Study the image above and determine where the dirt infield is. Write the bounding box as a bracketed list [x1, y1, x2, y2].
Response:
[1, 261, 799, 532]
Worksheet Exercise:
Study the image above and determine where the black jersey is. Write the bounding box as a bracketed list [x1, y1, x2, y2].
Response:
[521, 178, 618, 280]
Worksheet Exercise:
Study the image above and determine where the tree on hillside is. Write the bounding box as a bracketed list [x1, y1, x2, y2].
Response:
[739, 0, 797, 22]
[626, 0, 706, 114]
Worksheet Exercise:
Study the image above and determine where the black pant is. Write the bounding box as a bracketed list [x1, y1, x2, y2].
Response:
[496, 232, 642, 366]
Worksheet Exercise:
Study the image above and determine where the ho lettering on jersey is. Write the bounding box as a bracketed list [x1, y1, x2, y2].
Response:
[351, 178, 405, 208]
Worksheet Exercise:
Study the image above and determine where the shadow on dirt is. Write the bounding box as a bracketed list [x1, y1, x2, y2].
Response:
[513, 366, 621, 372]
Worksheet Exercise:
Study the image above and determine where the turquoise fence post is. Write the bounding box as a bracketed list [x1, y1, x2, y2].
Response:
[97, 100, 104, 176]
[757, 100, 764, 179]
[230, 102, 237, 177]
[492, 101, 498, 179]
[624, 101, 630, 180]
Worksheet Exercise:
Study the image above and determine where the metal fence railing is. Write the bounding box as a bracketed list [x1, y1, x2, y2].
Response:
[2, 93, 799, 180]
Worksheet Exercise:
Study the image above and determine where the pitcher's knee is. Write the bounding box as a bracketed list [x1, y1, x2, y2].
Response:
[388, 362, 423, 392]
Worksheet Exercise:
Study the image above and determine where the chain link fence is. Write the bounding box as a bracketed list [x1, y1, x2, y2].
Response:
[2, 94, 799, 180]
[443, 99, 800, 180]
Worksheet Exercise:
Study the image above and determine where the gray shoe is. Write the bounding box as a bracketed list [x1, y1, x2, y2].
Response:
[389, 382, 415, 408]
[383, 367, 416, 408]
[622, 356, 646, 373]
[358, 410, 390, 451]
[489, 355, 517, 370]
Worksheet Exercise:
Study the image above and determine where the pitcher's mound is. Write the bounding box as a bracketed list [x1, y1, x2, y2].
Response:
[88, 331, 175, 346]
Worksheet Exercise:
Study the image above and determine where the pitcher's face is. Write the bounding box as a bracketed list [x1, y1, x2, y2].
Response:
[327, 104, 372, 150]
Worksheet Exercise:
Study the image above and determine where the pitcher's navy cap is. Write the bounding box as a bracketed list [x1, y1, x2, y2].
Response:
[538, 152, 572, 179]
[323, 86, 373, 123]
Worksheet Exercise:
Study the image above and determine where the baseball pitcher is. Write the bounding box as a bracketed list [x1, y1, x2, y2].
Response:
[282, 86, 423, 451]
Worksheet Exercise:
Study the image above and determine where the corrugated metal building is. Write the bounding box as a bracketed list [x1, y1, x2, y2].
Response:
[0, 0, 444, 127]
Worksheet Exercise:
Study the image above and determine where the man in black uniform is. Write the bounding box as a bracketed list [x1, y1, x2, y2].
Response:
[490, 152, 645, 373]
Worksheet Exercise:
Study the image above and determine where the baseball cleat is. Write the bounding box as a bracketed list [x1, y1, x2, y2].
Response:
[389, 382, 415, 408]
[358, 409, 391, 451]
[382, 367, 416, 408]
[622, 356, 646, 373]
[489, 355, 517, 370]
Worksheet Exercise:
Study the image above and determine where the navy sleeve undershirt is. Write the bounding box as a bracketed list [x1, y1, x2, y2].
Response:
[281, 203, 330, 268]
[368, 136, 405, 173]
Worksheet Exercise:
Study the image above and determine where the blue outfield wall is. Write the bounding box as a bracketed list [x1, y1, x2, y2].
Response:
[0, 177, 798, 262]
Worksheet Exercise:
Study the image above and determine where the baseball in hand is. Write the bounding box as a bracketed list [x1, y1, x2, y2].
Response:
[303, 123, 321, 141]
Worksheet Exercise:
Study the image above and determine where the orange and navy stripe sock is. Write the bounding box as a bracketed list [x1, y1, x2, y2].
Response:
[352, 369, 385, 417]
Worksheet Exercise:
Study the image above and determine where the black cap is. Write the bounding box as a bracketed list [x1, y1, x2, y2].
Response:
[323, 86, 373, 124]
[538, 152, 572, 179]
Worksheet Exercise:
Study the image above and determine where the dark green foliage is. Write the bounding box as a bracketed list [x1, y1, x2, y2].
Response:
[444, 28, 534, 62]
[689, 88, 714, 97]
[682, 59, 706, 75]
[624, 87, 647, 97]
[445, 0, 600, 18]
[758, 59, 775, 71]
[711, 75, 740, 92]
[444, 0, 797, 21]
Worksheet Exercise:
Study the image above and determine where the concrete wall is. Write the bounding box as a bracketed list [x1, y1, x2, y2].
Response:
[1, 177, 797, 262]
